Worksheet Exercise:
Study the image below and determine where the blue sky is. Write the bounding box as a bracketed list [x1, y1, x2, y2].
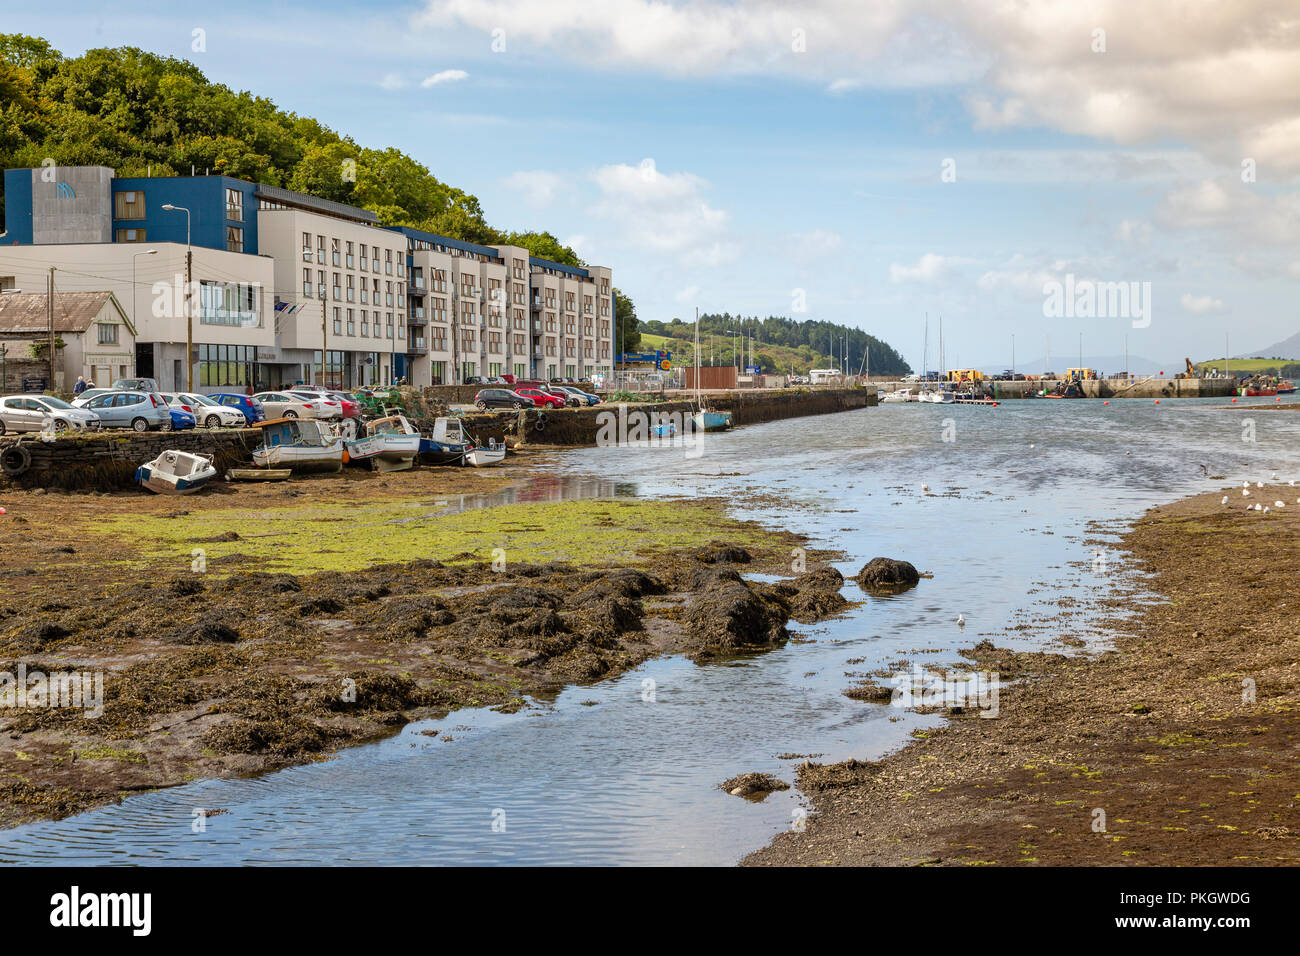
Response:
[9, 0, 1300, 368]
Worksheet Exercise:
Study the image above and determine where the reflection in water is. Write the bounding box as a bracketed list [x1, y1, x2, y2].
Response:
[2, 398, 1298, 865]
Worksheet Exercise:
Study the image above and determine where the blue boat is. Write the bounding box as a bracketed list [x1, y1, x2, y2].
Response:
[135, 450, 218, 495]
[417, 417, 470, 465]
[692, 410, 733, 432]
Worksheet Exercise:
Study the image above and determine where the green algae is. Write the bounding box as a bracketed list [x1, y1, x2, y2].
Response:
[93, 498, 786, 574]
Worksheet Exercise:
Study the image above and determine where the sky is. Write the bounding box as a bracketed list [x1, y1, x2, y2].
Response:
[6, 0, 1300, 369]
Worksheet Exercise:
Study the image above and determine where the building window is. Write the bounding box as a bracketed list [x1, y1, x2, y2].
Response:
[333, 307, 342, 336]
[347, 309, 355, 336]
[226, 226, 243, 253]
[114, 191, 145, 219]
[97, 323, 119, 345]
[199, 280, 260, 327]
[226, 187, 243, 222]
[115, 228, 147, 243]
[198, 344, 257, 388]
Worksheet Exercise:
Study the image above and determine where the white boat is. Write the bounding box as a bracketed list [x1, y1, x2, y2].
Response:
[690, 307, 734, 432]
[135, 450, 217, 495]
[919, 388, 955, 404]
[464, 439, 506, 467]
[251, 418, 345, 473]
[346, 413, 421, 472]
[880, 388, 916, 403]
[418, 416, 470, 465]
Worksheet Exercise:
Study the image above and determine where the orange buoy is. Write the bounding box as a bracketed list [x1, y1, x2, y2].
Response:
[1103, 401, 1109, 405]
[1154, 400, 1160, 404]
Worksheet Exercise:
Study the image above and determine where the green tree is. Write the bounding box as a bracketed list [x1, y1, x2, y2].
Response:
[614, 288, 639, 354]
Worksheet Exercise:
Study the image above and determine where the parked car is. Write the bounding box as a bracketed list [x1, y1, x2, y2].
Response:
[555, 385, 601, 406]
[0, 394, 101, 434]
[291, 386, 359, 419]
[464, 376, 487, 386]
[111, 377, 161, 393]
[542, 387, 582, 408]
[514, 387, 566, 409]
[281, 388, 344, 420]
[168, 407, 197, 430]
[253, 391, 324, 420]
[474, 388, 536, 410]
[80, 390, 172, 431]
[499, 373, 517, 385]
[208, 393, 266, 425]
[70, 388, 116, 408]
[165, 393, 246, 428]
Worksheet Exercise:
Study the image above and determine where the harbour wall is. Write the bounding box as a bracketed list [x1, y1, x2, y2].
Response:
[0, 388, 875, 490]
[873, 377, 1236, 399]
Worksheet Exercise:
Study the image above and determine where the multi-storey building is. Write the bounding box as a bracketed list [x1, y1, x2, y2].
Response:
[1, 164, 614, 391]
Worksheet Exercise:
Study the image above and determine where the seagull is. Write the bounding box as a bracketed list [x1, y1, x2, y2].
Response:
[1243, 489, 1250, 497]
[1244, 481, 1250, 488]
[921, 484, 930, 493]
[1256, 503, 1263, 511]
[1272, 473, 1279, 481]
[1221, 496, 1229, 505]
[1264, 507, 1271, 514]
[1257, 481, 1264, 488]
[956, 614, 965, 627]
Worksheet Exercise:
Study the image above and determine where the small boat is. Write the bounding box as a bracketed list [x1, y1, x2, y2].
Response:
[880, 387, 916, 403]
[691, 409, 733, 432]
[464, 439, 506, 467]
[953, 394, 1000, 406]
[135, 450, 217, 495]
[226, 468, 292, 482]
[251, 418, 345, 473]
[418, 417, 470, 466]
[919, 387, 955, 404]
[346, 413, 421, 472]
[652, 421, 677, 437]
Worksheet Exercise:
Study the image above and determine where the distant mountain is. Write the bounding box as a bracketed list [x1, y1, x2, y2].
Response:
[1232, 330, 1300, 360]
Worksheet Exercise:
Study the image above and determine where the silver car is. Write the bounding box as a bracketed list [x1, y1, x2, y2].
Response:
[80, 390, 172, 431]
[0, 394, 101, 434]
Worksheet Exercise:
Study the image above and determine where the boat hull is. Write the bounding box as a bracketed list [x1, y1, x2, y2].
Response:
[252, 444, 345, 473]
[464, 446, 506, 467]
[692, 410, 733, 431]
[417, 438, 466, 466]
[346, 434, 420, 470]
[134, 464, 216, 495]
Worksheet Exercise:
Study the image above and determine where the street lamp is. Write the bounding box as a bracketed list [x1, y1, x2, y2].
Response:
[161, 204, 193, 390]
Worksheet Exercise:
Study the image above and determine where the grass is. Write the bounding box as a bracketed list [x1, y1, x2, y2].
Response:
[1197, 358, 1299, 373]
[91, 497, 790, 573]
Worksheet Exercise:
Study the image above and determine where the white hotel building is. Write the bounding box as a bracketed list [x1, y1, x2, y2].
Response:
[0, 165, 614, 392]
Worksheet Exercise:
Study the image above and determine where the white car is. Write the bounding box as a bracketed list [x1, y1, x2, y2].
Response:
[0, 394, 100, 434]
[283, 389, 344, 420]
[163, 392, 246, 428]
[253, 391, 325, 420]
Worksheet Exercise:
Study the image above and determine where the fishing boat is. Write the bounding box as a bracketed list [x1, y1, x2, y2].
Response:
[464, 438, 506, 467]
[345, 413, 421, 472]
[690, 307, 734, 432]
[135, 450, 217, 495]
[418, 417, 470, 465]
[251, 418, 345, 473]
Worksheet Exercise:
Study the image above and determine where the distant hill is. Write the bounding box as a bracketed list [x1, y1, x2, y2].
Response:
[1231, 330, 1300, 361]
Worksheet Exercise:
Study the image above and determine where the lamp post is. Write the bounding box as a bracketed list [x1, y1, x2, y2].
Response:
[160, 204, 193, 390]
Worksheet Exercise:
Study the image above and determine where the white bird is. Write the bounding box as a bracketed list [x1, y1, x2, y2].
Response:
[1221, 496, 1229, 505]
[1244, 481, 1250, 488]
[1255, 503, 1263, 511]
[1290, 480, 1296, 487]
[1264, 507, 1271, 514]
[921, 484, 930, 493]
[1276, 501, 1285, 508]
[956, 614, 965, 627]
[1243, 489, 1250, 497]
[1257, 481, 1264, 488]
[1272, 473, 1279, 481]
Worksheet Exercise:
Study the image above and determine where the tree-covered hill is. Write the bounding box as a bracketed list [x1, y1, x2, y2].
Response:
[0, 34, 579, 265]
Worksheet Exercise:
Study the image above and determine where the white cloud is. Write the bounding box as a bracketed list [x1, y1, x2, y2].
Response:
[419, 0, 1300, 171]
[588, 158, 736, 265]
[421, 69, 469, 87]
[1115, 219, 1153, 244]
[379, 73, 406, 90]
[674, 285, 700, 304]
[889, 253, 956, 283]
[789, 229, 843, 260]
[1180, 293, 1226, 314]
[503, 170, 565, 208]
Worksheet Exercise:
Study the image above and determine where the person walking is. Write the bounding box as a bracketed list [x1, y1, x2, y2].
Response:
[73, 376, 87, 396]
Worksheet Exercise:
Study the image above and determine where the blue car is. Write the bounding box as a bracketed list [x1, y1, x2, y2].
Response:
[168, 407, 197, 430]
[209, 393, 266, 425]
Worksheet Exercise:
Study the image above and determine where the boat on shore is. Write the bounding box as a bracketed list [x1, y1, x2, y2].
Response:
[135, 450, 217, 495]
[346, 413, 421, 472]
[251, 418, 345, 473]
[692, 409, 734, 431]
[226, 467, 292, 482]
[464, 439, 506, 467]
[418, 417, 470, 466]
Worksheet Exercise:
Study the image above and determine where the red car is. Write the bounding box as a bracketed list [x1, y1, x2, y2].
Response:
[514, 387, 566, 409]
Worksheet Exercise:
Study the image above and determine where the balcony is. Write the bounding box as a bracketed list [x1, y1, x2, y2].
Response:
[410, 338, 428, 354]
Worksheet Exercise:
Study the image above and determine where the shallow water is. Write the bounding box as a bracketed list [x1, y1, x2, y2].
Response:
[3, 397, 1297, 865]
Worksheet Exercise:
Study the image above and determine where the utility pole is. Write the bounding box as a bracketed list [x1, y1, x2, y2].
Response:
[321, 294, 329, 387]
[161, 204, 193, 389]
[47, 267, 55, 389]
[1011, 333, 1016, 377]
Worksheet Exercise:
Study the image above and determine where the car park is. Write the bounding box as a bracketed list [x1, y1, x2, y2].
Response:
[168, 407, 197, 430]
[473, 388, 536, 410]
[281, 388, 344, 420]
[554, 385, 601, 406]
[111, 377, 162, 393]
[291, 386, 359, 419]
[80, 390, 172, 431]
[0, 394, 101, 434]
